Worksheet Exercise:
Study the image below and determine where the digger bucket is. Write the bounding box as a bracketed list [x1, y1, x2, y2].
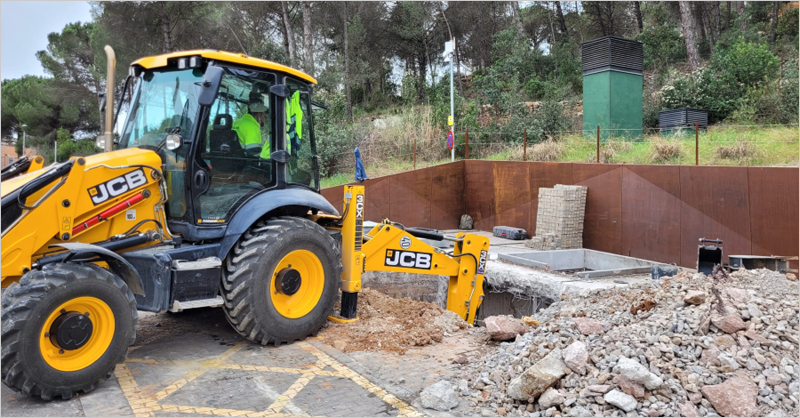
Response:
[697, 238, 723, 275]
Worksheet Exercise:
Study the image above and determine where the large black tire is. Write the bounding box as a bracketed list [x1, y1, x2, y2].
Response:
[222, 216, 342, 346]
[1, 263, 137, 400]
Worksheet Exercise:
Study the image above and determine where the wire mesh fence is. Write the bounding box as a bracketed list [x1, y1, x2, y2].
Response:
[321, 123, 799, 185]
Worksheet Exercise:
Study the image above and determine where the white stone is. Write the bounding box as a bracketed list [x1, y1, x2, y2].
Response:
[613, 357, 664, 390]
[562, 341, 589, 375]
[604, 389, 638, 412]
[420, 380, 460, 411]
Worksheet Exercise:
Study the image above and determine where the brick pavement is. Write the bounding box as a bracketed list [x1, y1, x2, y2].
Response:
[1, 309, 427, 417]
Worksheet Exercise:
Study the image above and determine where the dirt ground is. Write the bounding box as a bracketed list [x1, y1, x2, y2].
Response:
[320, 288, 471, 354]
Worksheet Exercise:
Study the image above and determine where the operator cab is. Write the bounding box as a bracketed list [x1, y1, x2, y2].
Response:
[116, 51, 319, 240]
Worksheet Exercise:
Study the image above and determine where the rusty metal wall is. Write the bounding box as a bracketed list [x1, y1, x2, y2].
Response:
[321, 161, 464, 230]
[322, 161, 798, 269]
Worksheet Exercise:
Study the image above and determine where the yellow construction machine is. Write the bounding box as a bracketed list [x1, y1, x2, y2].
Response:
[0, 48, 489, 400]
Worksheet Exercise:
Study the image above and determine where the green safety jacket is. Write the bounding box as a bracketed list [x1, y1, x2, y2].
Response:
[232, 113, 263, 155]
[232, 93, 304, 160]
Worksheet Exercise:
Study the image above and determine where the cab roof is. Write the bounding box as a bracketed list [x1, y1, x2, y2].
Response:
[131, 49, 317, 84]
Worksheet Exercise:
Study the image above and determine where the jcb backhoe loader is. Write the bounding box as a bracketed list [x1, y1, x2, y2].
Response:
[0, 48, 489, 400]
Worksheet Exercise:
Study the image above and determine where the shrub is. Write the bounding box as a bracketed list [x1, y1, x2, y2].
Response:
[660, 40, 780, 121]
[715, 142, 758, 161]
[650, 139, 683, 163]
[527, 140, 563, 162]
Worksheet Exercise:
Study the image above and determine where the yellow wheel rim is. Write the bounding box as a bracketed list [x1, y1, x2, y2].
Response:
[39, 297, 115, 372]
[270, 250, 324, 319]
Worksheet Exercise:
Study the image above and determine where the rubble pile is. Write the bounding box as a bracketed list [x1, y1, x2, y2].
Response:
[454, 269, 799, 417]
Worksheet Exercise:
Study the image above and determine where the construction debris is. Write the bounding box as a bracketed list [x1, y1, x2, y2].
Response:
[485, 316, 530, 341]
[457, 268, 799, 417]
[321, 289, 469, 354]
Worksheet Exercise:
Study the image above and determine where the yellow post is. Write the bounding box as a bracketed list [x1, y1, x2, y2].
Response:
[339, 185, 365, 318]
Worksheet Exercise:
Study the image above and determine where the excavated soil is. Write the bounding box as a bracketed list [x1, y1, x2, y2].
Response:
[320, 288, 469, 354]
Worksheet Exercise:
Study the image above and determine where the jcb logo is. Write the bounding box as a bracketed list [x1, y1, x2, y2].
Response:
[477, 250, 488, 274]
[87, 169, 147, 205]
[384, 250, 432, 270]
[355, 194, 364, 219]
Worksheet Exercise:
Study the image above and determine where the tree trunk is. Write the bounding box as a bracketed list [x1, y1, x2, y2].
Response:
[162, 17, 173, 52]
[511, 1, 525, 37]
[343, 2, 352, 121]
[634, 1, 643, 33]
[724, 1, 731, 30]
[303, 2, 314, 74]
[679, 1, 700, 71]
[575, 1, 584, 43]
[735, 1, 747, 32]
[770, 1, 779, 44]
[605, 2, 614, 36]
[417, 53, 427, 104]
[698, 4, 714, 54]
[713, 2, 721, 39]
[281, 1, 297, 68]
[555, 1, 568, 37]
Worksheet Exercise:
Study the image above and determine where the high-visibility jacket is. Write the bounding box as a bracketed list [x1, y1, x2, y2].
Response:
[285, 91, 303, 157]
[232, 113, 263, 155]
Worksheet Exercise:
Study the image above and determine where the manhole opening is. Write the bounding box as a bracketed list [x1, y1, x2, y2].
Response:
[476, 284, 555, 320]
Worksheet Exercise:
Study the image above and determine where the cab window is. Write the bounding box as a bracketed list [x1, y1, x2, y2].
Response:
[195, 69, 275, 222]
[285, 79, 316, 189]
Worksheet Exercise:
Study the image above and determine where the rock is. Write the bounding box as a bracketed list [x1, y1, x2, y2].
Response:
[711, 313, 747, 334]
[460, 214, 473, 230]
[604, 389, 638, 412]
[496, 407, 506, 416]
[538, 388, 565, 409]
[700, 375, 759, 417]
[567, 406, 592, 417]
[573, 317, 604, 335]
[333, 340, 348, 351]
[480, 409, 494, 417]
[420, 380, 460, 411]
[508, 349, 569, 400]
[586, 385, 612, 394]
[725, 288, 750, 304]
[562, 341, 589, 375]
[613, 357, 664, 390]
[485, 316, 528, 341]
[684, 290, 706, 305]
[679, 401, 699, 417]
[745, 329, 772, 345]
[766, 409, 787, 417]
[616, 375, 646, 399]
[786, 273, 797, 281]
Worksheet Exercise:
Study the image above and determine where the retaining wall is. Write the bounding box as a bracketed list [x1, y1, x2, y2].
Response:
[321, 161, 798, 269]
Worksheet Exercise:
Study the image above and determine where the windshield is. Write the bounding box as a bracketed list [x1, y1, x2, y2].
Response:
[120, 68, 203, 149]
[119, 68, 203, 220]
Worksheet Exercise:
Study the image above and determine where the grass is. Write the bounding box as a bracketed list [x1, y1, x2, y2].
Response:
[320, 125, 798, 189]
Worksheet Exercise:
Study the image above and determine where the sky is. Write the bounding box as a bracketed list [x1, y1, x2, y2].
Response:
[1, 1, 93, 80]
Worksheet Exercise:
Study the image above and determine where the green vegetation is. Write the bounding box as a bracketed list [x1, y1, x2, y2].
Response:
[1, 2, 797, 171]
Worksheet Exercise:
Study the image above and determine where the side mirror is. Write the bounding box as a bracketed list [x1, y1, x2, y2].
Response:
[198, 66, 224, 107]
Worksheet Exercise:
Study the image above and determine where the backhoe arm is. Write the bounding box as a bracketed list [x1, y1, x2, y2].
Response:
[334, 185, 489, 323]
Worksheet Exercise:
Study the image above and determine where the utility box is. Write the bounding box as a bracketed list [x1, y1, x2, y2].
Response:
[659, 108, 708, 135]
[582, 36, 643, 139]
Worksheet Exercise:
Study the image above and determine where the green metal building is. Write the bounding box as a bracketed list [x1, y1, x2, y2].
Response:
[582, 36, 643, 139]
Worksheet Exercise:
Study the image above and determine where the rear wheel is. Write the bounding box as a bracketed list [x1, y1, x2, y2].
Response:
[222, 216, 341, 346]
[1, 263, 137, 400]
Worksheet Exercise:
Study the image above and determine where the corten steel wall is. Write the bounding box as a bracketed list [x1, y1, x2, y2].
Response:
[320, 161, 465, 230]
[322, 161, 798, 269]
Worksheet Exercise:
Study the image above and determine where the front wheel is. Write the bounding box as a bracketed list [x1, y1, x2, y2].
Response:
[1, 263, 137, 400]
[222, 216, 342, 346]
